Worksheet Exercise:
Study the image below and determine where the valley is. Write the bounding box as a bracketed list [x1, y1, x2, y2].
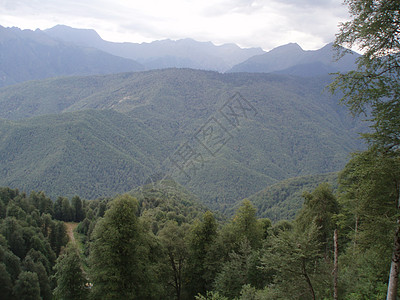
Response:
[0, 68, 365, 213]
[1, 3, 398, 296]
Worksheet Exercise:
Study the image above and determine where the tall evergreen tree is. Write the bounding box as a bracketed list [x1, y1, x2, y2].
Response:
[0, 262, 13, 300]
[261, 224, 329, 300]
[338, 147, 400, 298]
[49, 221, 68, 256]
[22, 255, 52, 300]
[89, 194, 154, 299]
[54, 197, 63, 221]
[214, 239, 253, 299]
[231, 200, 263, 249]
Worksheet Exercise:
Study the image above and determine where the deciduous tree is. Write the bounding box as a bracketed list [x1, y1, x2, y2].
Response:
[187, 211, 220, 298]
[53, 244, 88, 300]
[158, 221, 190, 300]
[13, 271, 41, 300]
[332, 1, 400, 298]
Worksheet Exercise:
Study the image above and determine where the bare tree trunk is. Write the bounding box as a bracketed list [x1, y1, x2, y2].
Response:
[387, 219, 400, 300]
[333, 229, 338, 300]
[302, 258, 316, 300]
[353, 215, 359, 253]
[387, 190, 400, 300]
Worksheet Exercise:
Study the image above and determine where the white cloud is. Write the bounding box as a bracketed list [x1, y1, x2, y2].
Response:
[0, 0, 349, 50]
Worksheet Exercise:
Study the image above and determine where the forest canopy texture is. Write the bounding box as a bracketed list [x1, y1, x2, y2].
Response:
[0, 0, 400, 299]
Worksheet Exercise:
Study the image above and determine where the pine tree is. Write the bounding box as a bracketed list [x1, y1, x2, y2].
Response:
[296, 183, 339, 256]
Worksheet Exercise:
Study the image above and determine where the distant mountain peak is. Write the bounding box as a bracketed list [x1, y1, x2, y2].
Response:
[45, 24, 103, 46]
[42, 24, 265, 72]
[0, 25, 144, 87]
[269, 42, 303, 54]
[228, 41, 359, 75]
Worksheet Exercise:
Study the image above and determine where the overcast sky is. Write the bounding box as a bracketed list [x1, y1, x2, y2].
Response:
[0, 0, 349, 51]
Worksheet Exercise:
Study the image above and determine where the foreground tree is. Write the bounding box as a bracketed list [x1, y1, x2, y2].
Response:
[332, 1, 400, 134]
[186, 211, 220, 298]
[22, 255, 52, 300]
[89, 194, 155, 299]
[53, 244, 88, 300]
[0, 262, 13, 299]
[296, 183, 339, 256]
[158, 221, 190, 300]
[214, 239, 253, 299]
[261, 224, 329, 300]
[338, 147, 400, 298]
[332, 1, 400, 298]
[13, 271, 41, 300]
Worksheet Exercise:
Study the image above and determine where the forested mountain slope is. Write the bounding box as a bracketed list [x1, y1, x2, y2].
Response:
[0, 69, 365, 211]
[247, 172, 338, 221]
[0, 110, 165, 199]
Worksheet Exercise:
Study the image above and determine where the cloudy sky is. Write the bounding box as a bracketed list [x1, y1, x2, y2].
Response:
[0, 0, 349, 51]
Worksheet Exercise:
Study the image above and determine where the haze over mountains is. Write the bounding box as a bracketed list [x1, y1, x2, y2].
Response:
[0, 25, 144, 87]
[0, 25, 360, 88]
[229, 42, 360, 76]
[0, 24, 364, 215]
[44, 25, 264, 72]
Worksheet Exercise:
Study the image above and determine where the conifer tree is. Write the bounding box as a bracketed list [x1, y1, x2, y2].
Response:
[89, 194, 154, 299]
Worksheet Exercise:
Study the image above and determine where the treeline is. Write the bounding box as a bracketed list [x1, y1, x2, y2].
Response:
[0, 147, 398, 300]
[0, 180, 211, 300]
[43, 162, 400, 300]
[75, 168, 396, 300]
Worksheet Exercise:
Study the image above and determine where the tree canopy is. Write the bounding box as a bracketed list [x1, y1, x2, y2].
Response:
[331, 0, 400, 152]
[332, 1, 400, 298]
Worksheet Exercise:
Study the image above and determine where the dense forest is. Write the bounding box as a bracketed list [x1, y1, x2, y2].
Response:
[1, 0, 400, 299]
[0, 156, 398, 300]
[0, 69, 364, 211]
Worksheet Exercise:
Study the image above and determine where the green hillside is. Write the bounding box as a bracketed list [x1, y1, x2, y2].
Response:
[130, 177, 224, 227]
[0, 69, 365, 210]
[245, 172, 338, 222]
[0, 110, 166, 199]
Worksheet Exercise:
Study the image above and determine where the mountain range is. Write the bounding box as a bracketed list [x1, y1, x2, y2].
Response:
[0, 25, 365, 217]
[44, 25, 264, 72]
[0, 24, 360, 89]
[0, 25, 144, 87]
[228, 42, 360, 75]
